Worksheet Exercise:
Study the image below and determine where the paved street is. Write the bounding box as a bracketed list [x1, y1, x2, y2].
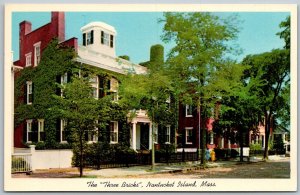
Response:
[126, 158, 290, 179]
[12, 156, 290, 179]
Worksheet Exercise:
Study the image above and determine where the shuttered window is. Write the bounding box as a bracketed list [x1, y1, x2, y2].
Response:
[110, 121, 118, 144]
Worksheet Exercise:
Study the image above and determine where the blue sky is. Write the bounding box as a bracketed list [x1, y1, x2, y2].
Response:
[12, 12, 289, 64]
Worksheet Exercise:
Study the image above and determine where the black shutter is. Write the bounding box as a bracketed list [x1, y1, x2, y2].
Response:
[67, 72, 71, 83]
[83, 33, 86, 46]
[99, 76, 104, 98]
[110, 35, 114, 48]
[101, 31, 104, 44]
[56, 119, 61, 142]
[56, 75, 61, 95]
[24, 82, 27, 104]
[32, 119, 38, 142]
[90, 30, 94, 44]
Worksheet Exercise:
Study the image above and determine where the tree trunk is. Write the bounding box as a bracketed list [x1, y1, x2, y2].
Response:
[239, 128, 244, 162]
[79, 133, 83, 177]
[264, 112, 271, 160]
[200, 127, 206, 165]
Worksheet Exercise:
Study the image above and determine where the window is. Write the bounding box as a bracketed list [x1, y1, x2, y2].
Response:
[101, 31, 110, 46]
[166, 96, 171, 110]
[90, 76, 99, 99]
[61, 73, 68, 84]
[38, 119, 45, 142]
[60, 73, 68, 96]
[87, 30, 94, 45]
[26, 81, 33, 104]
[83, 30, 94, 46]
[33, 42, 41, 66]
[107, 78, 118, 101]
[185, 104, 193, 117]
[60, 119, 67, 143]
[26, 120, 33, 143]
[86, 121, 98, 143]
[110, 121, 118, 144]
[25, 53, 32, 67]
[185, 127, 193, 144]
[165, 125, 171, 143]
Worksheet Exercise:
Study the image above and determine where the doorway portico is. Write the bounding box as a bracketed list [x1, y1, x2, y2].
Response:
[129, 110, 152, 151]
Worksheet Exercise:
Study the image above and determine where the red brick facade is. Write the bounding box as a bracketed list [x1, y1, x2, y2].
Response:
[14, 12, 77, 147]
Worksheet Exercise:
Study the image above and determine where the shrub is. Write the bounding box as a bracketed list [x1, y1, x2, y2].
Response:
[35, 142, 46, 150]
[250, 143, 262, 151]
[72, 142, 134, 169]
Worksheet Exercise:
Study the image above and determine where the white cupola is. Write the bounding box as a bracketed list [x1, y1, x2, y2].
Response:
[80, 22, 117, 57]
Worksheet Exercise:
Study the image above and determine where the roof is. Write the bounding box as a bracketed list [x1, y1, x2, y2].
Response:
[80, 22, 117, 34]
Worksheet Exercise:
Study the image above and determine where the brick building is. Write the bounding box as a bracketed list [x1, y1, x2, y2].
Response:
[13, 12, 176, 151]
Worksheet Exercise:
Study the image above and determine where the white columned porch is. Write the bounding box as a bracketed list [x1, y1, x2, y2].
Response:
[149, 122, 152, 150]
[132, 122, 137, 151]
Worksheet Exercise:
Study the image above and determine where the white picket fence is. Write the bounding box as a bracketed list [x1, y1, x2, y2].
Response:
[11, 153, 32, 173]
[12, 146, 73, 173]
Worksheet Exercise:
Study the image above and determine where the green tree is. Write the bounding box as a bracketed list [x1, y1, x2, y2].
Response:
[119, 44, 173, 170]
[276, 16, 290, 50]
[161, 12, 240, 165]
[51, 74, 111, 177]
[241, 49, 290, 160]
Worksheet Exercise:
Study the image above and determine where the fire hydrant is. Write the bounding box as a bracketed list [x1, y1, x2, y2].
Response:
[210, 150, 216, 162]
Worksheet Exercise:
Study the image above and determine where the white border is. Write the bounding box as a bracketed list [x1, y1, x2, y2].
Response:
[4, 4, 297, 192]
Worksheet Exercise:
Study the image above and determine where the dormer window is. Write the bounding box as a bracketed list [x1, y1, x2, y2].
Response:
[101, 31, 114, 48]
[83, 30, 94, 46]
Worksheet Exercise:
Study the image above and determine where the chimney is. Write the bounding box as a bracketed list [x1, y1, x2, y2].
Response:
[19, 21, 32, 35]
[51, 12, 65, 42]
[19, 21, 32, 66]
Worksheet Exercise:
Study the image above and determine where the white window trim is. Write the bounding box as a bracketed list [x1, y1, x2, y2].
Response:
[185, 104, 193, 117]
[26, 119, 33, 143]
[26, 81, 32, 105]
[33, 41, 41, 66]
[165, 125, 171, 144]
[185, 127, 193, 145]
[110, 121, 118, 144]
[109, 78, 119, 102]
[87, 120, 98, 143]
[60, 73, 68, 97]
[90, 76, 99, 99]
[60, 119, 67, 143]
[102, 31, 110, 46]
[25, 52, 32, 67]
[38, 119, 44, 142]
[87, 31, 92, 45]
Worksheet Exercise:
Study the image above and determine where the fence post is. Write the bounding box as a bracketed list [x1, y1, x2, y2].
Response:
[182, 149, 185, 162]
[29, 145, 35, 171]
